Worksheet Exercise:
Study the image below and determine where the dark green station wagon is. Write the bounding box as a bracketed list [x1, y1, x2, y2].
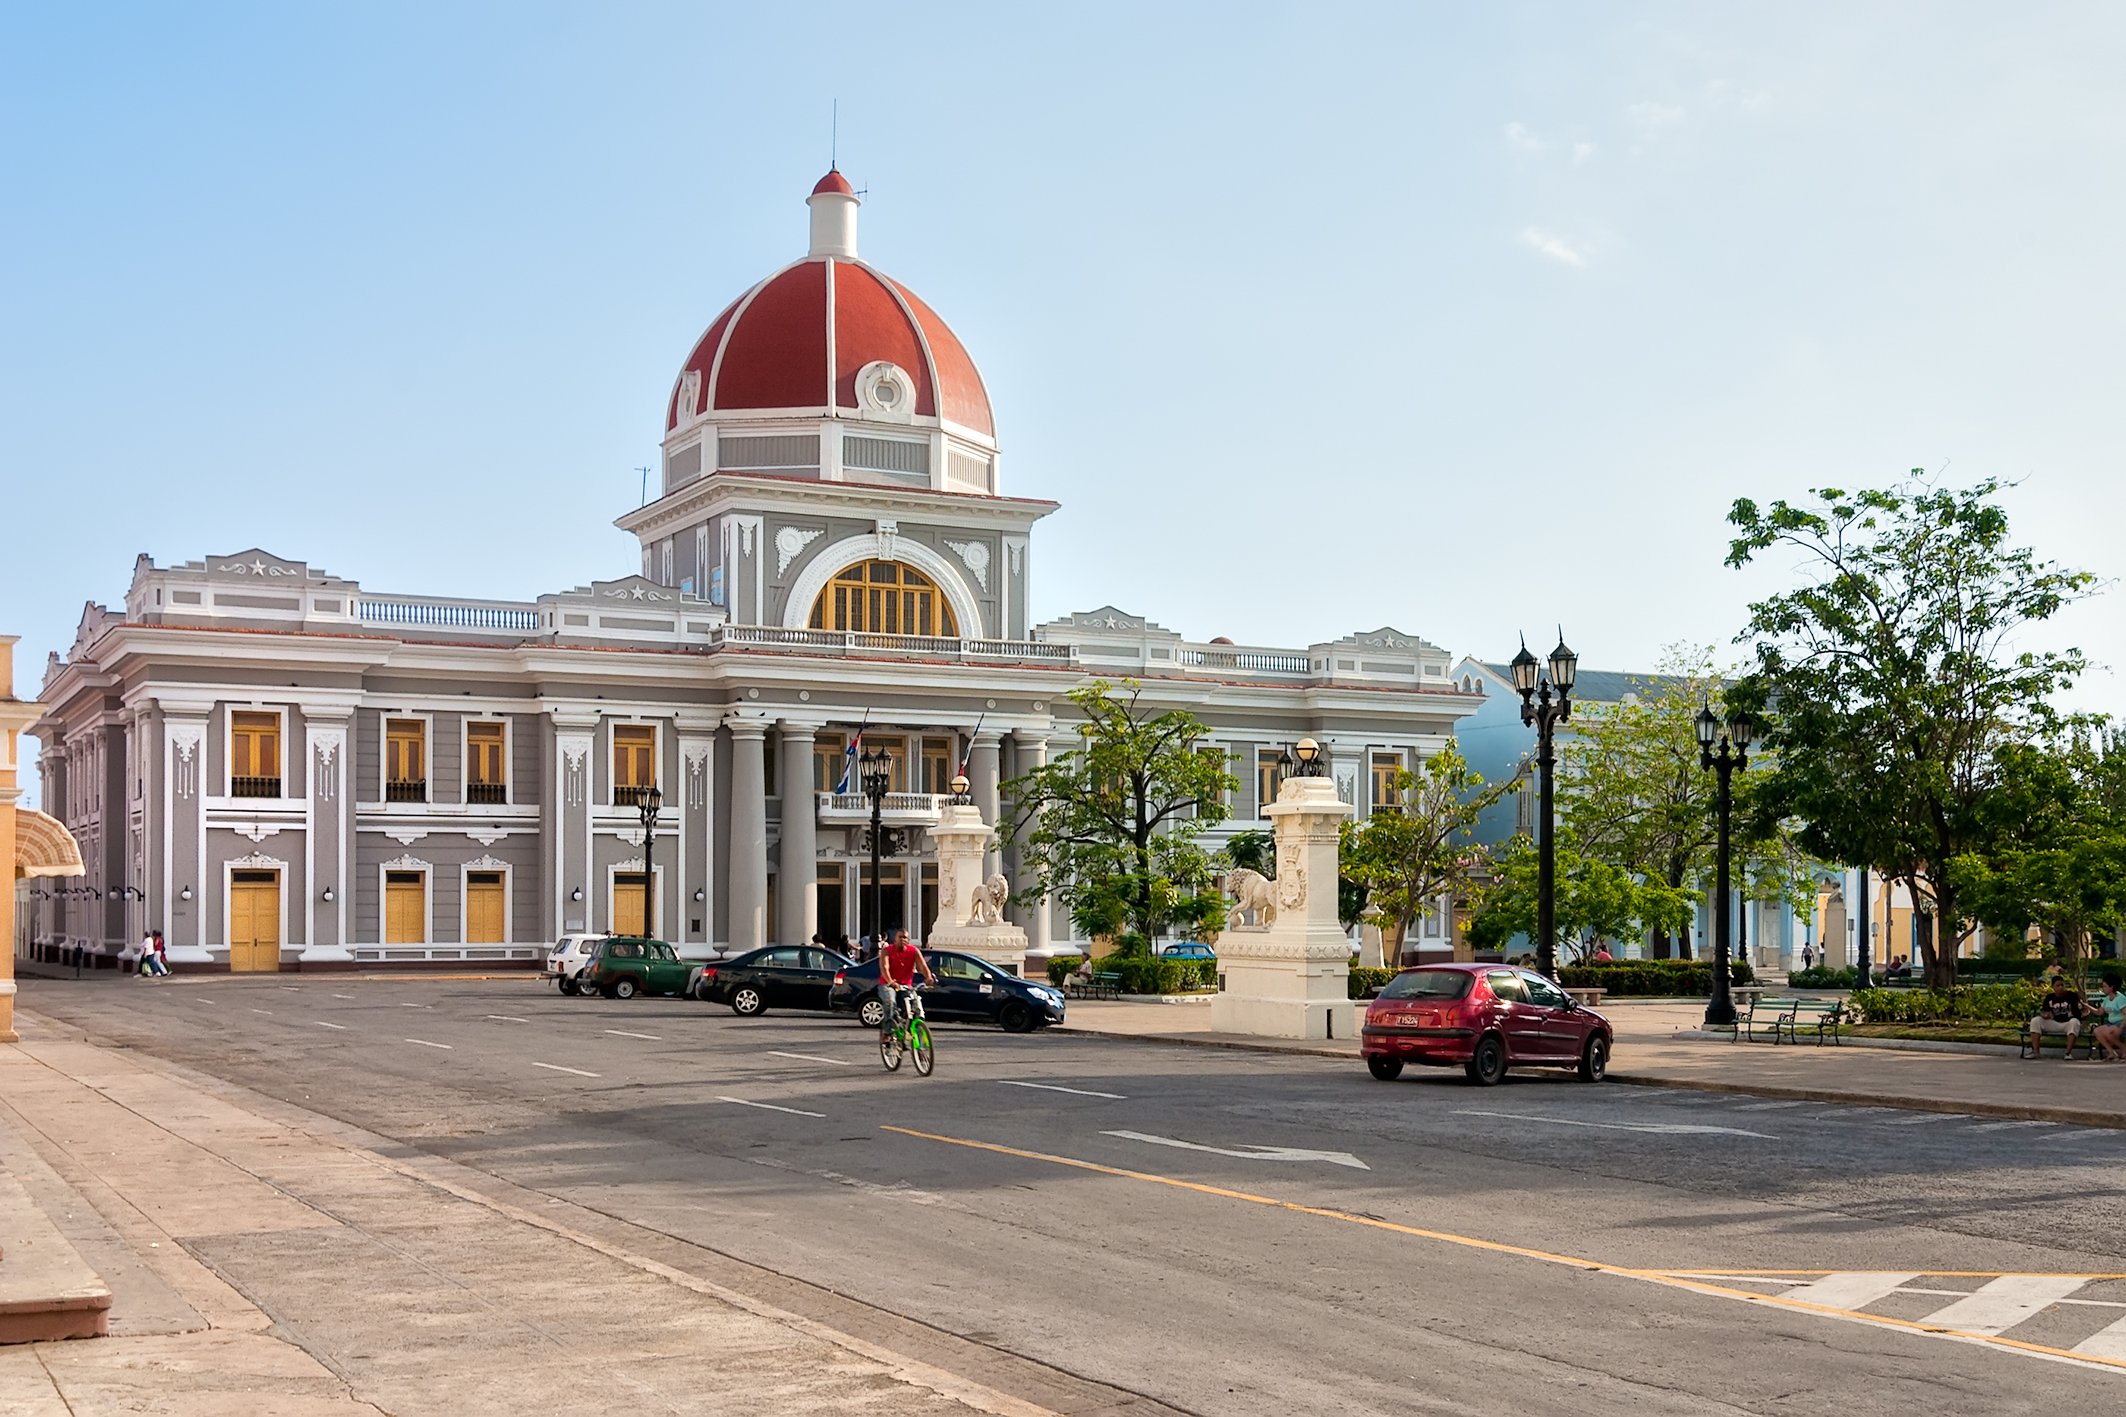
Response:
[581, 937, 692, 999]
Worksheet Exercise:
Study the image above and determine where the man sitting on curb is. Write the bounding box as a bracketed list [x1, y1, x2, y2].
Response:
[2028, 976, 2087, 1059]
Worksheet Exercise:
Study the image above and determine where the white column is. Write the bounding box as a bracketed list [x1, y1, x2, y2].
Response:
[777, 721, 817, 945]
[1012, 730, 1051, 959]
[727, 719, 769, 951]
[970, 733, 1002, 878]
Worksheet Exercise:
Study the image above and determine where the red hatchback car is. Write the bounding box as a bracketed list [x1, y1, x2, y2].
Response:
[1360, 963, 1612, 1086]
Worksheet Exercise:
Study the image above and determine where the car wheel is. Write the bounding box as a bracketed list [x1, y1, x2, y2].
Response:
[612, 978, 638, 1001]
[857, 997, 887, 1029]
[732, 986, 765, 1018]
[558, 976, 579, 996]
[998, 1000, 1035, 1033]
[1367, 1055, 1404, 1081]
[1463, 1034, 1507, 1087]
[1578, 1034, 1609, 1083]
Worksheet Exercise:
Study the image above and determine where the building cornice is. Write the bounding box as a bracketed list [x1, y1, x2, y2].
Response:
[614, 471, 1057, 540]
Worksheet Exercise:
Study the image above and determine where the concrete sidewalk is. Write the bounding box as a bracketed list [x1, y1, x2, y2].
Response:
[0, 1013, 1058, 1416]
[1060, 997, 2126, 1130]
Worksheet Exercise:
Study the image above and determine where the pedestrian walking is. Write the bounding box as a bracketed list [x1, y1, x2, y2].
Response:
[141, 928, 170, 978]
[1800, 943, 1814, 972]
[133, 927, 155, 977]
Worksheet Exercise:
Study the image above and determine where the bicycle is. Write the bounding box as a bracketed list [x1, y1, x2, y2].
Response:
[879, 984, 935, 1076]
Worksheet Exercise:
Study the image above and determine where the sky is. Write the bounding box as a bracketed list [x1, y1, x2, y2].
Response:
[5, 3, 2124, 802]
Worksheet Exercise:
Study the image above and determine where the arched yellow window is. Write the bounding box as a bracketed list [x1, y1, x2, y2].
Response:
[807, 560, 959, 637]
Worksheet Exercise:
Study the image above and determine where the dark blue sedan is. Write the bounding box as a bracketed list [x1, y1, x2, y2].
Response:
[829, 950, 1067, 1032]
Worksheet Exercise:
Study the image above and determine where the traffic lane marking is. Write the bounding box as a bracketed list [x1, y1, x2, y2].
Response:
[769, 1051, 854, 1067]
[485, 1015, 529, 1024]
[314, 1021, 349, 1031]
[405, 1038, 453, 1050]
[719, 1096, 825, 1118]
[1453, 1109, 1777, 1139]
[1000, 1081, 1125, 1099]
[531, 1062, 600, 1077]
[1102, 1129, 1367, 1170]
[605, 1029, 662, 1041]
[882, 1125, 2126, 1377]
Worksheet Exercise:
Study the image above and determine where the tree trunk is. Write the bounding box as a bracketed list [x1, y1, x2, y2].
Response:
[1917, 908, 1953, 990]
[1381, 919, 1405, 970]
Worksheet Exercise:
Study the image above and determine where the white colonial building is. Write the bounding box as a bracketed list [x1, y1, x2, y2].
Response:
[29, 173, 1482, 971]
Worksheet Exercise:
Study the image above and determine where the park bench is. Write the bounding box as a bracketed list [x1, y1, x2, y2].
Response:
[1735, 996, 1845, 1045]
[2021, 1026, 2107, 1060]
[1066, 971, 1122, 1001]
[1563, 988, 1605, 1007]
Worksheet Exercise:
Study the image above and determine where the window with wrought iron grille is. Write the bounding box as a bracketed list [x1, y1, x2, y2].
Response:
[230, 712, 280, 798]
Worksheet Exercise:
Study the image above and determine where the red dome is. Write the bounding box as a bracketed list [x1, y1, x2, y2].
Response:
[811, 168, 854, 196]
[668, 256, 994, 437]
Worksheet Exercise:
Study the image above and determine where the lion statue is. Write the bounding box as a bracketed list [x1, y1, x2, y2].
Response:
[1224, 867, 1276, 929]
[967, 873, 1011, 926]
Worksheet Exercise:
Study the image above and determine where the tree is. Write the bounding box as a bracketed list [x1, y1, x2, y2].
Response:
[1003, 681, 1239, 953]
[1465, 839, 1696, 960]
[1945, 732, 2126, 989]
[1342, 742, 1516, 966]
[1554, 648, 1725, 957]
[1725, 474, 2096, 988]
[1224, 829, 1274, 878]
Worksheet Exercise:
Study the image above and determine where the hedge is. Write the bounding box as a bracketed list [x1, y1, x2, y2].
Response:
[1556, 959, 1754, 996]
[1848, 982, 2045, 1024]
[1954, 956, 2126, 980]
[1786, 966, 1858, 989]
[1046, 955, 1215, 994]
[1349, 967, 1399, 999]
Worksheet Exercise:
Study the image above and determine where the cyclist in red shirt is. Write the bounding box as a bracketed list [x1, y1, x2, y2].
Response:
[876, 929, 935, 1031]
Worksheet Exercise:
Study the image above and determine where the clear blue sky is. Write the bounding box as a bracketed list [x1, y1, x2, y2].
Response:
[6, 2, 2123, 794]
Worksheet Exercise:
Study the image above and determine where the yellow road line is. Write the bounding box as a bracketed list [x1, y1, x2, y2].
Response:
[881, 1125, 2126, 1376]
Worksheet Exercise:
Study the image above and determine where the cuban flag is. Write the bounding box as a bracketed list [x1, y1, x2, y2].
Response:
[834, 729, 863, 793]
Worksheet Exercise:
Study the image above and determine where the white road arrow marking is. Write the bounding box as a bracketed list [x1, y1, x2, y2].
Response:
[1102, 1130, 1368, 1170]
[1454, 1109, 1776, 1139]
[1002, 1081, 1126, 1099]
[718, 1096, 825, 1118]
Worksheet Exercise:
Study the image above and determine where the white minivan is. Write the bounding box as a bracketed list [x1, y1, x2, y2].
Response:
[545, 934, 607, 995]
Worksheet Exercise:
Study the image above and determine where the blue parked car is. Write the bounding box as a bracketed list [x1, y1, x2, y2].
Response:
[1162, 943, 1217, 961]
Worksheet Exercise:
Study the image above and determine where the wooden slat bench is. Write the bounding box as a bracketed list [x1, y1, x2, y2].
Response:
[1066, 971, 1122, 1001]
[1735, 996, 1845, 1044]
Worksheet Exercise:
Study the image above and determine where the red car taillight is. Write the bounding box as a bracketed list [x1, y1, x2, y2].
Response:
[702, 967, 718, 980]
[833, 970, 846, 985]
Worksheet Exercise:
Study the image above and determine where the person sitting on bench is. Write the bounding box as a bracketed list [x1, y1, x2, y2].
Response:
[2029, 977, 2087, 1058]
[2094, 972, 2126, 1062]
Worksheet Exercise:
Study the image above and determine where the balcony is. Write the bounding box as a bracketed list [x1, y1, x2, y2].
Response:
[230, 776, 281, 799]
[815, 791, 946, 826]
[385, 779, 427, 803]
[1177, 646, 1312, 677]
[614, 784, 658, 808]
[466, 781, 508, 805]
[715, 625, 1076, 666]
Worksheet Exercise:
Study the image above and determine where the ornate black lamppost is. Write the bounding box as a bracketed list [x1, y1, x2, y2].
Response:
[637, 784, 664, 938]
[860, 743, 893, 943]
[1510, 635, 1577, 980]
[1695, 704, 1754, 1027]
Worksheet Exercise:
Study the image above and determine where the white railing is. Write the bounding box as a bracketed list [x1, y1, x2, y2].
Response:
[715, 625, 1076, 664]
[360, 598, 541, 632]
[815, 791, 947, 821]
[1177, 647, 1313, 675]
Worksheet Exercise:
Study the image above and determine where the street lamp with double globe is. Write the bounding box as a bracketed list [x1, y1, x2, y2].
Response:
[1510, 634, 1578, 980]
[860, 744, 893, 944]
[1696, 704, 1754, 1027]
[636, 785, 664, 938]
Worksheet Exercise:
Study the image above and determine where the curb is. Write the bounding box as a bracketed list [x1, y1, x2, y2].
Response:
[1673, 1027, 2046, 1058]
[1058, 1025, 1356, 1059]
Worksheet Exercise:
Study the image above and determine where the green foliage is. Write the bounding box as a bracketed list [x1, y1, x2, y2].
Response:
[1225, 829, 1274, 877]
[1725, 474, 2097, 986]
[1957, 954, 2124, 980]
[1091, 956, 1217, 995]
[1341, 742, 1515, 966]
[1558, 959, 1754, 996]
[1044, 956, 1085, 985]
[1005, 681, 1239, 947]
[1787, 965, 1859, 988]
[1465, 837, 1697, 959]
[1848, 983, 2045, 1024]
[1348, 967, 1399, 999]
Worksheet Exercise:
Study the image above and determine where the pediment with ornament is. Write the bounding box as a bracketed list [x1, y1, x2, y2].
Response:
[204, 549, 310, 582]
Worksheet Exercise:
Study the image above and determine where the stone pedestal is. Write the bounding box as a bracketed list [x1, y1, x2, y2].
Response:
[1210, 773, 1355, 1040]
[924, 800, 1027, 975]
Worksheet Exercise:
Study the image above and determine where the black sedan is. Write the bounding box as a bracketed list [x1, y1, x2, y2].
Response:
[690, 946, 852, 1016]
[829, 950, 1067, 1033]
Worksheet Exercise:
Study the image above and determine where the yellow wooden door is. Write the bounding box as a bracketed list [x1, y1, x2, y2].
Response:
[611, 876, 646, 936]
[385, 871, 426, 944]
[465, 872, 505, 943]
[229, 871, 280, 972]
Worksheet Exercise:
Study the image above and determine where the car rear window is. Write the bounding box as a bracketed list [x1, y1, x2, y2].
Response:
[1378, 970, 1475, 1001]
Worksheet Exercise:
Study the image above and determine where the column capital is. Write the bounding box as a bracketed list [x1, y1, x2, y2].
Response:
[777, 716, 829, 739]
[726, 714, 771, 740]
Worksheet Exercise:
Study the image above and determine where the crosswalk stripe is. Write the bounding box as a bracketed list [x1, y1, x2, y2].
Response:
[2074, 1312, 2126, 1361]
[1784, 1272, 1921, 1309]
[1919, 1275, 2087, 1335]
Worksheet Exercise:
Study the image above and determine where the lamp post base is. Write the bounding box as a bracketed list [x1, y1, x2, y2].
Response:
[1703, 999, 1738, 1028]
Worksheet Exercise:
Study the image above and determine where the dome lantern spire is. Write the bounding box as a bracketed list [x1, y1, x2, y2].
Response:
[807, 169, 859, 259]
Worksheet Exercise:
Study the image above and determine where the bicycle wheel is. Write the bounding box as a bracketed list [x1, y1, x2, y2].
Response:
[910, 1018, 935, 1077]
[879, 1024, 904, 1072]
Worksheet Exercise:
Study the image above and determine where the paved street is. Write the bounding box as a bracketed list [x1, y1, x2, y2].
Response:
[16, 974, 2126, 1414]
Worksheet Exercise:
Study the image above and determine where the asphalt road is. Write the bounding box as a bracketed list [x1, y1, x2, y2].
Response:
[24, 974, 2126, 1415]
